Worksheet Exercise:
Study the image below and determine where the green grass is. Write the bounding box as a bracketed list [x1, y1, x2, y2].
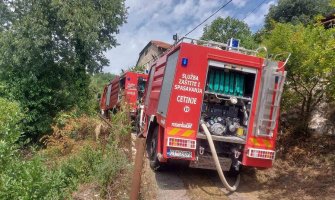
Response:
[0, 98, 131, 199]
[0, 142, 129, 200]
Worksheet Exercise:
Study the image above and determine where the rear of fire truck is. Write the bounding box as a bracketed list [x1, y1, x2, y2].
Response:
[140, 38, 288, 191]
[118, 72, 148, 114]
[100, 72, 147, 118]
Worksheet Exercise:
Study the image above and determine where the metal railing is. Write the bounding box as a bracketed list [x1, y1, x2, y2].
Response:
[176, 36, 259, 56]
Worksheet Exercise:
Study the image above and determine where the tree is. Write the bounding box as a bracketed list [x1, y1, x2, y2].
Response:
[263, 23, 335, 135]
[90, 72, 116, 96]
[200, 17, 257, 49]
[0, 98, 23, 168]
[0, 0, 127, 140]
[265, 0, 333, 29]
[128, 65, 146, 73]
[0, 2, 10, 32]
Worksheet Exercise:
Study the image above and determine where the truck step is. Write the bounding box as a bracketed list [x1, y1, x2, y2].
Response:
[189, 154, 232, 171]
[197, 132, 246, 144]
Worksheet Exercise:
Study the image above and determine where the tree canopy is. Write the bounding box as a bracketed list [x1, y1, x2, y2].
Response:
[200, 16, 257, 49]
[0, 0, 127, 139]
[263, 23, 335, 133]
[90, 73, 116, 96]
[128, 65, 146, 73]
[265, 0, 333, 29]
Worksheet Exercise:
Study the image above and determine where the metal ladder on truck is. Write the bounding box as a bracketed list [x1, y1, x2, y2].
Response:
[256, 61, 287, 137]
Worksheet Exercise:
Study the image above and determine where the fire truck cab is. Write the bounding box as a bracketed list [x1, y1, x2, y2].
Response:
[100, 71, 147, 118]
[139, 38, 287, 174]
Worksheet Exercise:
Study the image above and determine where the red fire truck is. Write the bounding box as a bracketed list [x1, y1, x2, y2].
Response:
[138, 38, 288, 191]
[100, 71, 148, 118]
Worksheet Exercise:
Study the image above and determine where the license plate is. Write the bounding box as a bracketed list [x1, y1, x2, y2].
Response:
[167, 149, 192, 158]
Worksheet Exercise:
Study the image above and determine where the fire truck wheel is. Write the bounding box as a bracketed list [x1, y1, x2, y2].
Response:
[149, 126, 162, 171]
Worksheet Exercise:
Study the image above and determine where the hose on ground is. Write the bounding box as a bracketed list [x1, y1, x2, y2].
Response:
[201, 122, 240, 192]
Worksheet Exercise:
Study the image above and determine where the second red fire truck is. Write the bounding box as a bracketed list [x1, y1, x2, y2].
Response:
[138, 37, 288, 191]
[100, 71, 148, 118]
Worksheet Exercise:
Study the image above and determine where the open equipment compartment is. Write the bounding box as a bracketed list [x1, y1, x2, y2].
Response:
[201, 63, 257, 140]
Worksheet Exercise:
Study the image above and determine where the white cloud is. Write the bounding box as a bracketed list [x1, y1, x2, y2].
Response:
[243, 0, 276, 29]
[232, 0, 247, 8]
[103, 0, 274, 74]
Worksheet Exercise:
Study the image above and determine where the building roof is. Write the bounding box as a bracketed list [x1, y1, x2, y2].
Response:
[138, 40, 171, 57]
[151, 40, 172, 50]
[136, 40, 172, 66]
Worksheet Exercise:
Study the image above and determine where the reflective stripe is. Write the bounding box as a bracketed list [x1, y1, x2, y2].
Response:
[250, 138, 261, 146]
[181, 130, 195, 137]
[263, 139, 272, 148]
[167, 127, 195, 138]
[168, 128, 181, 136]
[249, 137, 273, 148]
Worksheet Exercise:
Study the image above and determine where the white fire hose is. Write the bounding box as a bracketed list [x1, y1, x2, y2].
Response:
[201, 122, 240, 192]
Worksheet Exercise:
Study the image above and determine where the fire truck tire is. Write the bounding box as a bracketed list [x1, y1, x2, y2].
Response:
[148, 126, 162, 171]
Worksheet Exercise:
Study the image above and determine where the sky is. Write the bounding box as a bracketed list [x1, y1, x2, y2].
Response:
[104, 0, 277, 74]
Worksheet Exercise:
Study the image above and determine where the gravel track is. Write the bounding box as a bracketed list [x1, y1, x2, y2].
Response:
[140, 160, 260, 200]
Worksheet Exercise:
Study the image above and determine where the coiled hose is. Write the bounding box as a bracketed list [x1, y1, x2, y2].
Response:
[201, 122, 240, 192]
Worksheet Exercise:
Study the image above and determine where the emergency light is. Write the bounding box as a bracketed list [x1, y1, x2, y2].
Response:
[181, 58, 188, 67]
[227, 38, 240, 49]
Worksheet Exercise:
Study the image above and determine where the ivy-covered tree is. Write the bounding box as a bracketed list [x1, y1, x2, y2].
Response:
[201, 16, 257, 49]
[263, 23, 335, 134]
[0, 0, 127, 140]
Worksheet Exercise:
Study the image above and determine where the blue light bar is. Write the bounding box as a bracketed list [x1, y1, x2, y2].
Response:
[227, 38, 240, 49]
[181, 58, 188, 67]
[232, 39, 239, 48]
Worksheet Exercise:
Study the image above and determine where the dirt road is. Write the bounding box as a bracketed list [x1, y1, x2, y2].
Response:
[140, 159, 335, 200]
[135, 133, 335, 200]
[140, 160, 259, 200]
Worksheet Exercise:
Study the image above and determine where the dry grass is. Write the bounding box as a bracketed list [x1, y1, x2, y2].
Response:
[243, 134, 335, 200]
[39, 114, 106, 159]
[37, 107, 133, 200]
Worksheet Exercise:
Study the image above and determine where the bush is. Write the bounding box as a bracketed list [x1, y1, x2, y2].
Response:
[0, 156, 72, 200]
[97, 143, 129, 195]
[0, 141, 128, 199]
[0, 104, 131, 199]
[0, 98, 23, 170]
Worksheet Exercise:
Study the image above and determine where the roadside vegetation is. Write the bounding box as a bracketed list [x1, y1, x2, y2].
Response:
[0, 98, 132, 199]
[0, 0, 131, 199]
